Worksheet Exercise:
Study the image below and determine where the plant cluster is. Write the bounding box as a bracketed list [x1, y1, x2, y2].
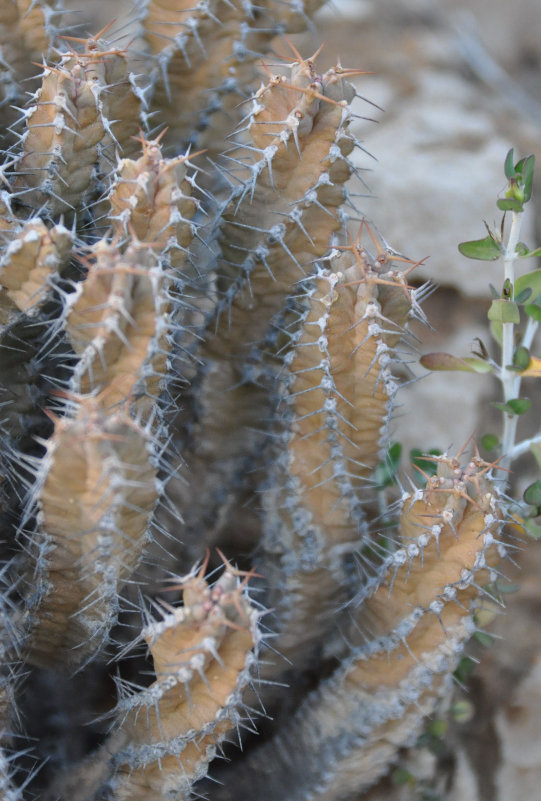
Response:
[0, 2, 537, 800]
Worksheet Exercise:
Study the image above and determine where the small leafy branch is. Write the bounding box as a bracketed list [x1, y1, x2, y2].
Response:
[422, 149, 541, 536]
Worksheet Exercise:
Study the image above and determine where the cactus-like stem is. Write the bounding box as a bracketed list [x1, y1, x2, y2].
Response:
[0, 220, 73, 316]
[64, 241, 171, 412]
[108, 135, 197, 269]
[174, 56, 359, 559]
[24, 399, 158, 668]
[0, 0, 60, 135]
[211, 456, 505, 801]
[51, 561, 260, 801]
[0, 4, 523, 799]
[15, 33, 143, 218]
[139, 0, 326, 153]
[261, 246, 416, 669]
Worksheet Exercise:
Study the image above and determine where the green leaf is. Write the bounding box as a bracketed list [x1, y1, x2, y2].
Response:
[524, 480, 541, 510]
[492, 397, 531, 415]
[463, 357, 493, 373]
[489, 283, 500, 299]
[497, 197, 523, 213]
[515, 287, 532, 304]
[427, 718, 448, 738]
[454, 656, 476, 683]
[473, 631, 494, 648]
[458, 235, 502, 261]
[516, 243, 541, 259]
[481, 433, 499, 452]
[513, 345, 531, 370]
[504, 148, 515, 179]
[514, 269, 541, 301]
[420, 352, 492, 373]
[487, 299, 520, 324]
[508, 397, 532, 414]
[525, 304, 541, 322]
[391, 769, 414, 788]
[521, 154, 535, 202]
[451, 700, 474, 724]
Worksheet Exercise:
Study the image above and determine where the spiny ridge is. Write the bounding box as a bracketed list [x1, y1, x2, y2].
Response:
[51, 559, 260, 801]
[0, 0, 60, 136]
[211, 455, 506, 801]
[64, 240, 171, 413]
[14, 30, 144, 217]
[24, 398, 158, 669]
[139, 0, 327, 152]
[0, 219, 73, 316]
[259, 232, 420, 673]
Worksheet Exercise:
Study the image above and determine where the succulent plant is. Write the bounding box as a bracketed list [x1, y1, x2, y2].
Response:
[0, 2, 521, 800]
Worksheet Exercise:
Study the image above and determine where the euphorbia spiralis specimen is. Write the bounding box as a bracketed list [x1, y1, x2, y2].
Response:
[260, 233, 427, 673]
[25, 398, 159, 669]
[173, 50, 364, 562]
[0, 2, 514, 800]
[139, 0, 327, 153]
[15, 23, 144, 217]
[49, 559, 261, 801]
[211, 455, 506, 801]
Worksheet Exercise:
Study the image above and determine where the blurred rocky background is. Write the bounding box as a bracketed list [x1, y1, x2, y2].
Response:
[59, 1, 541, 798]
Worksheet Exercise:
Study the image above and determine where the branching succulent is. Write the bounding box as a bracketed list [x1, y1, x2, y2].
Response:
[0, 2, 533, 800]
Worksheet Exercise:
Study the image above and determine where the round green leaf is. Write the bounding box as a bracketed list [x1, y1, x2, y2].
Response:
[481, 433, 499, 452]
[513, 346, 531, 370]
[507, 397, 532, 415]
[515, 241, 530, 257]
[458, 235, 502, 261]
[492, 397, 531, 415]
[452, 700, 474, 724]
[524, 518, 541, 540]
[427, 718, 448, 738]
[524, 480, 541, 509]
[391, 769, 413, 787]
